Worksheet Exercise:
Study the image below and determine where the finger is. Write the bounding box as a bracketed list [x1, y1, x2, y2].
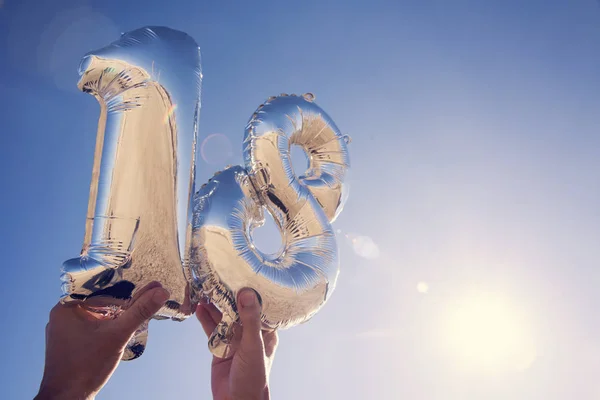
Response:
[196, 304, 219, 337]
[262, 330, 278, 375]
[237, 288, 264, 355]
[204, 302, 223, 325]
[45, 323, 50, 347]
[230, 289, 267, 398]
[48, 301, 70, 320]
[113, 286, 170, 336]
[50, 301, 87, 322]
[131, 281, 163, 302]
[194, 303, 222, 326]
[262, 330, 279, 358]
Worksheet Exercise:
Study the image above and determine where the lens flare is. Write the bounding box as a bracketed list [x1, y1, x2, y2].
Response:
[163, 104, 177, 124]
[417, 282, 429, 294]
[344, 233, 380, 259]
[200, 133, 233, 165]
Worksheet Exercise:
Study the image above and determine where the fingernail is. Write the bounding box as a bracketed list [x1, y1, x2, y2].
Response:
[152, 288, 170, 305]
[238, 289, 257, 308]
[146, 281, 162, 290]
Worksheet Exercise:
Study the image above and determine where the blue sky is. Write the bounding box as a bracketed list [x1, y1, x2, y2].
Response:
[2, 0, 600, 399]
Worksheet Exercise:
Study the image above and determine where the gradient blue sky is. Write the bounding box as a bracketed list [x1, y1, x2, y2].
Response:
[2, 1, 600, 399]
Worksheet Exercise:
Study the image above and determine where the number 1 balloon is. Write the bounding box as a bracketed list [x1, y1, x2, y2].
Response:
[60, 26, 201, 360]
[61, 26, 350, 360]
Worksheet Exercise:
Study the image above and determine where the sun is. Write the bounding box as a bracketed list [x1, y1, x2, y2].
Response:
[437, 291, 536, 373]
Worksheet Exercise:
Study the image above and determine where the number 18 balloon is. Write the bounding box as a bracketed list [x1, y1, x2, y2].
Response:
[60, 26, 350, 360]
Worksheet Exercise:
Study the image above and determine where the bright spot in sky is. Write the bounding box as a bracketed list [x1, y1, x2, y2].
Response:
[33, 7, 119, 92]
[200, 133, 233, 165]
[345, 233, 380, 259]
[417, 282, 429, 294]
[438, 291, 536, 373]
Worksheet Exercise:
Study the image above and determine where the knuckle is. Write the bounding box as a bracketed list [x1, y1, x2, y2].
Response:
[49, 303, 61, 317]
[48, 303, 66, 322]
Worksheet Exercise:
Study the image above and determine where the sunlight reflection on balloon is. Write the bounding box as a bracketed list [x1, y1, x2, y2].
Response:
[417, 281, 429, 294]
[163, 104, 177, 124]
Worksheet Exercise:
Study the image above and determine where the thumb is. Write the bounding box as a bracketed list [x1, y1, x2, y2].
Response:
[114, 286, 170, 336]
[237, 288, 264, 355]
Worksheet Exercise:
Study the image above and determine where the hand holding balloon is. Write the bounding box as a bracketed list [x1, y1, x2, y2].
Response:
[36, 283, 169, 399]
[197, 289, 278, 400]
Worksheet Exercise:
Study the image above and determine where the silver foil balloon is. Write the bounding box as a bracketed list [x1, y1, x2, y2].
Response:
[190, 94, 350, 357]
[61, 26, 201, 360]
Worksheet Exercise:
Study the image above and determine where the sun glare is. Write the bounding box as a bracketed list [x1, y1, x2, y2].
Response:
[438, 291, 536, 373]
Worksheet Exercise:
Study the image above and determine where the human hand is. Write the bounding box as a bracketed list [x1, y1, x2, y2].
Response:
[196, 289, 279, 400]
[35, 282, 170, 400]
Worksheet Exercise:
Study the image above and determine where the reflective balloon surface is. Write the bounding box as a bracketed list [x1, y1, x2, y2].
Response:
[60, 26, 201, 360]
[245, 93, 351, 223]
[190, 94, 350, 358]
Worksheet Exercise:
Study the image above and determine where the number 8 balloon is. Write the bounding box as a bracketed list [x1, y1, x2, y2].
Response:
[190, 93, 350, 358]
